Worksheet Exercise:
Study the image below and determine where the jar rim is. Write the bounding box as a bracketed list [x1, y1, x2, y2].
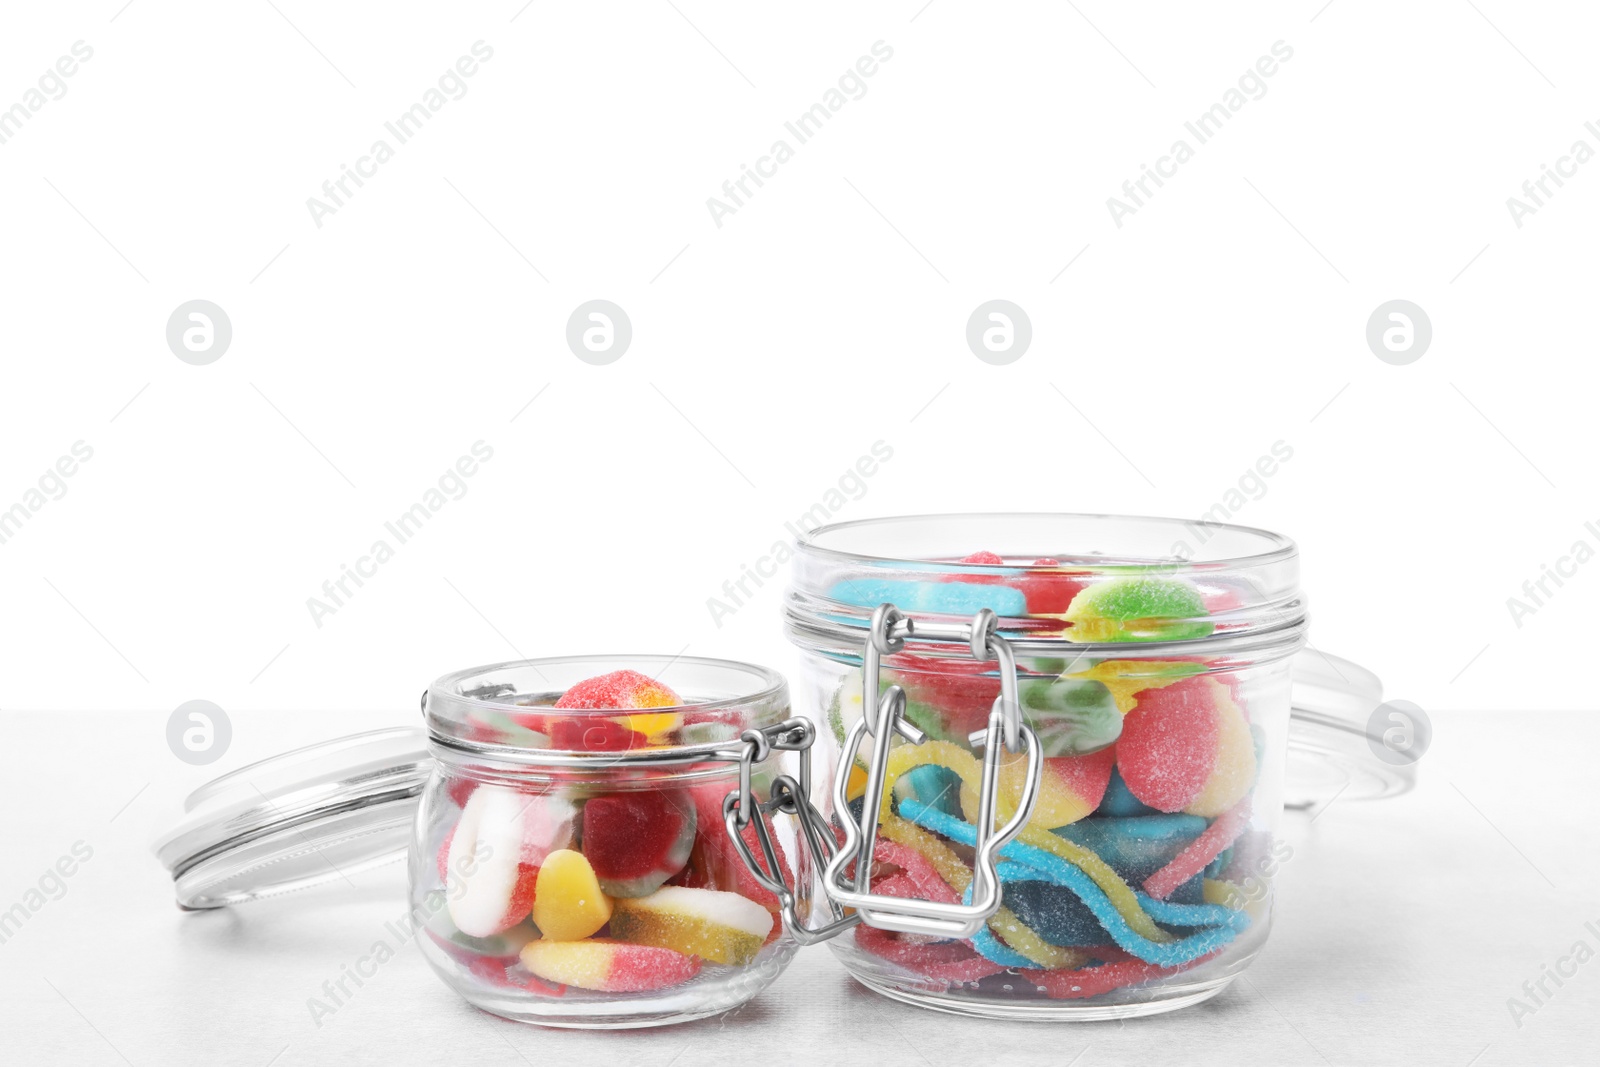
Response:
[796, 511, 1298, 570]
[424, 653, 791, 761]
[786, 511, 1306, 658]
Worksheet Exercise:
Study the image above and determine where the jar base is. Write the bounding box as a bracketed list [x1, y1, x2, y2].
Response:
[849, 971, 1237, 1022]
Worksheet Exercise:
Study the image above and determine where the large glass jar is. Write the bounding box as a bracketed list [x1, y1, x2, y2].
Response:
[785, 513, 1306, 1020]
[414, 654, 805, 1028]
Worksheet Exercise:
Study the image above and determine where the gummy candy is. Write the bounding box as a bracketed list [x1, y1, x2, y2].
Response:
[900, 801, 1239, 967]
[533, 849, 613, 941]
[1095, 766, 1159, 817]
[1016, 558, 1088, 615]
[678, 781, 792, 913]
[874, 741, 1172, 944]
[970, 747, 1116, 830]
[554, 669, 681, 710]
[447, 786, 575, 938]
[829, 577, 1028, 618]
[1071, 659, 1205, 714]
[609, 885, 774, 967]
[1062, 577, 1213, 643]
[1117, 676, 1256, 816]
[1020, 676, 1122, 756]
[520, 939, 702, 993]
[1141, 797, 1252, 900]
[580, 790, 696, 898]
[422, 892, 539, 962]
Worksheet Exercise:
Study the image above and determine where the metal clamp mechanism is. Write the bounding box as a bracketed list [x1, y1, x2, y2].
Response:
[716, 719, 859, 945]
[820, 605, 1043, 939]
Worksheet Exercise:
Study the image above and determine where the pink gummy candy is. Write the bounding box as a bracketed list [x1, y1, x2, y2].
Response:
[1115, 677, 1221, 812]
[854, 925, 1005, 984]
[553, 669, 680, 709]
[1142, 796, 1252, 900]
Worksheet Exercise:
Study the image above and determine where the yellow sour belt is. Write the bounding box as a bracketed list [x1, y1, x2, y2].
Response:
[878, 741, 1173, 946]
[876, 817, 1086, 968]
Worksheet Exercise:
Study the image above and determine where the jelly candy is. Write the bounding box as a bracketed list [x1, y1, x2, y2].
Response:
[447, 786, 575, 937]
[876, 742, 1171, 944]
[1071, 658, 1205, 714]
[1055, 813, 1210, 888]
[580, 790, 696, 898]
[608, 885, 774, 967]
[1016, 558, 1087, 614]
[520, 939, 702, 993]
[892, 764, 963, 819]
[421, 891, 539, 962]
[547, 716, 648, 752]
[1020, 676, 1121, 755]
[899, 801, 1239, 967]
[1062, 576, 1213, 643]
[828, 577, 1028, 618]
[553, 669, 681, 709]
[978, 748, 1116, 830]
[1116, 676, 1256, 816]
[678, 782, 791, 913]
[1141, 798, 1252, 900]
[1096, 766, 1159, 816]
[533, 849, 613, 941]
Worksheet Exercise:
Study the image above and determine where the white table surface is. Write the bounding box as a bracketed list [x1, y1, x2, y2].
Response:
[1, 708, 1592, 1067]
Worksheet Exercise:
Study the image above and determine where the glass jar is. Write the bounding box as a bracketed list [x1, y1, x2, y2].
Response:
[415, 654, 807, 1028]
[785, 513, 1307, 1020]
[155, 654, 813, 1030]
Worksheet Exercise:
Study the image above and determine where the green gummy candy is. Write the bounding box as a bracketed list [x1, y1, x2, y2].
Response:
[1020, 677, 1122, 755]
[1064, 576, 1213, 642]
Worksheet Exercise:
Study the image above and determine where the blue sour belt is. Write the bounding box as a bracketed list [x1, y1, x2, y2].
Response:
[899, 799, 1248, 969]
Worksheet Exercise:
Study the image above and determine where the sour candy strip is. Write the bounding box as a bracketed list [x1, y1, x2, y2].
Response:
[878, 741, 1172, 944]
[901, 801, 1239, 968]
[1142, 796, 1253, 900]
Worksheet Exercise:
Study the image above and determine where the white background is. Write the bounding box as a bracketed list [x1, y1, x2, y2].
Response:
[1, 2, 1595, 1064]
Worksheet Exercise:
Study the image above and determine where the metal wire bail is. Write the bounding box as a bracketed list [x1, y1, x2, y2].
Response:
[819, 605, 1043, 939]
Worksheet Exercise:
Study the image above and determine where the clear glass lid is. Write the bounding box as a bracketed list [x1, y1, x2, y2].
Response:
[153, 727, 431, 909]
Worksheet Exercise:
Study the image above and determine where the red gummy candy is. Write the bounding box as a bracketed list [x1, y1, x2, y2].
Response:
[854, 925, 1003, 983]
[580, 790, 696, 897]
[548, 717, 647, 752]
[679, 782, 791, 913]
[1018, 558, 1087, 615]
[554, 669, 680, 709]
[1115, 677, 1221, 813]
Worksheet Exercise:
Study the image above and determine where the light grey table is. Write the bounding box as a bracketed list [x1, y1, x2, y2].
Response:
[1, 709, 1591, 1066]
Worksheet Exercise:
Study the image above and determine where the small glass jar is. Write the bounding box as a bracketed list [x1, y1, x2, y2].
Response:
[415, 654, 806, 1028]
[785, 513, 1307, 1020]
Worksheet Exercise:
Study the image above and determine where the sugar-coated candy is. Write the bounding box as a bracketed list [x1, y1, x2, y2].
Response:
[978, 748, 1116, 830]
[580, 790, 696, 898]
[854, 925, 1006, 984]
[1023, 952, 1222, 1000]
[878, 742, 1172, 944]
[1073, 659, 1205, 714]
[898, 801, 1239, 967]
[678, 782, 791, 913]
[447, 786, 576, 938]
[608, 885, 774, 967]
[1020, 676, 1121, 755]
[893, 764, 963, 818]
[1017, 557, 1088, 614]
[553, 669, 681, 710]
[1055, 813, 1210, 888]
[1096, 766, 1159, 817]
[1062, 576, 1213, 643]
[519, 939, 702, 993]
[532, 849, 613, 941]
[422, 891, 539, 962]
[828, 577, 1028, 618]
[1117, 676, 1256, 816]
[1141, 798, 1252, 900]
